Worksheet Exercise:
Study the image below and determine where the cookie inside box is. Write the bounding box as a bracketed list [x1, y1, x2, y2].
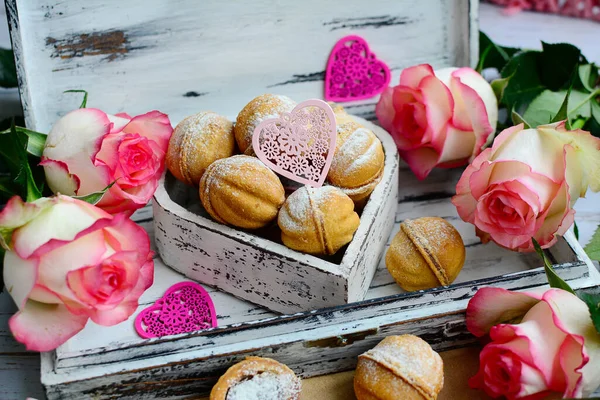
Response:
[164, 170, 352, 266]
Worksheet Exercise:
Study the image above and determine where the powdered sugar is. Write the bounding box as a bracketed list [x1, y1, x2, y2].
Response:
[278, 186, 338, 232]
[226, 371, 300, 400]
[360, 336, 443, 397]
[236, 94, 297, 151]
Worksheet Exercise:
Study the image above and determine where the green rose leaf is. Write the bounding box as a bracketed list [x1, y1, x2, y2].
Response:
[0, 126, 47, 158]
[586, 115, 600, 138]
[72, 181, 115, 205]
[511, 107, 531, 128]
[477, 31, 520, 73]
[532, 237, 576, 295]
[0, 121, 43, 202]
[500, 51, 545, 111]
[64, 89, 89, 108]
[540, 42, 585, 91]
[0, 48, 18, 88]
[579, 292, 600, 335]
[584, 225, 600, 260]
[578, 63, 598, 93]
[491, 75, 512, 104]
[525, 89, 591, 128]
[592, 99, 600, 123]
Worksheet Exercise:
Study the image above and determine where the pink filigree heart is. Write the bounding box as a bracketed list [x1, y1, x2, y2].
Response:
[324, 35, 391, 102]
[252, 99, 336, 188]
[134, 281, 217, 339]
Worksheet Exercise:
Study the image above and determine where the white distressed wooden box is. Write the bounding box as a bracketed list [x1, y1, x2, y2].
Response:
[153, 117, 399, 314]
[6, 0, 600, 399]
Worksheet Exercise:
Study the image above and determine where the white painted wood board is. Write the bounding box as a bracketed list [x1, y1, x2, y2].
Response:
[5, 0, 478, 132]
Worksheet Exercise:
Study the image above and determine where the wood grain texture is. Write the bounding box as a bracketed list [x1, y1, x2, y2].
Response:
[6, 0, 475, 131]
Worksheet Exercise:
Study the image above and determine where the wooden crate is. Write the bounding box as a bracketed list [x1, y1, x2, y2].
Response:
[6, 0, 600, 398]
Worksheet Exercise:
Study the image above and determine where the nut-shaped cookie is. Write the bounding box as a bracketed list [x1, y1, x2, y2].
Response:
[278, 186, 360, 255]
[210, 356, 301, 400]
[166, 111, 235, 186]
[327, 105, 385, 206]
[385, 217, 465, 291]
[200, 155, 285, 229]
[234, 94, 296, 153]
[354, 335, 444, 400]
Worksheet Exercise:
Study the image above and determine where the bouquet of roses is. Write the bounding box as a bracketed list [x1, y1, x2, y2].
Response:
[375, 32, 600, 398]
[0, 92, 173, 351]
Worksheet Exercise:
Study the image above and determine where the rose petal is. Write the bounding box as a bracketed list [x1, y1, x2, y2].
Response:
[538, 121, 600, 193]
[418, 75, 453, 147]
[43, 108, 114, 195]
[437, 125, 476, 165]
[399, 64, 435, 88]
[107, 114, 130, 134]
[9, 299, 88, 351]
[0, 196, 52, 247]
[449, 68, 498, 154]
[121, 111, 173, 151]
[39, 158, 81, 196]
[3, 251, 38, 310]
[541, 289, 600, 397]
[559, 335, 585, 397]
[531, 181, 573, 250]
[491, 126, 565, 183]
[67, 250, 140, 308]
[399, 147, 440, 180]
[103, 213, 152, 254]
[89, 258, 153, 326]
[36, 230, 109, 303]
[12, 196, 109, 259]
[505, 300, 572, 391]
[466, 287, 541, 337]
[452, 148, 494, 223]
[375, 87, 394, 132]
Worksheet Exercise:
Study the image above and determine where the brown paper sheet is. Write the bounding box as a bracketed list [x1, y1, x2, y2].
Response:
[200, 346, 493, 400]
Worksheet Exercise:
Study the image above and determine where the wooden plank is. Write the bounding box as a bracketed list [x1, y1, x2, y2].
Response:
[0, 355, 45, 400]
[6, 0, 474, 131]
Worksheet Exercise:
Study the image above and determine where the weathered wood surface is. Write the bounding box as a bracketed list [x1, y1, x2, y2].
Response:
[2, 3, 600, 400]
[5, 0, 476, 132]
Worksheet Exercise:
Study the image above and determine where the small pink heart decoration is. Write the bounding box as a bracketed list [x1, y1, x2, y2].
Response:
[252, 99, 336, 188]
[134, 281, 217, 339]
[325, 35, 391, 102]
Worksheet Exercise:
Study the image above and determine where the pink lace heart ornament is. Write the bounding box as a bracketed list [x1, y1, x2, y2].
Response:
[134, 281, 217, 339]
[325, 35, 391, 102]
[252, 99, 336, 188]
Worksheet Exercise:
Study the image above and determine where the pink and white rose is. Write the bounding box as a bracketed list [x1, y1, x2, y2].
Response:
[376, 64, 497, 180]
[42, 109, 173, 215]
[452, 121, 600, 251]
[1, 195, 154, 351]
[467, 287, 600, 399]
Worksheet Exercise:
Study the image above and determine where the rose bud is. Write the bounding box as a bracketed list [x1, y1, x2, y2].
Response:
[376, 64, 497, 180]
[42, 109, 173, 215]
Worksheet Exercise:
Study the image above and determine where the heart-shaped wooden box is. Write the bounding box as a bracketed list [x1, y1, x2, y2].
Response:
[153, 116, 399, 313]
